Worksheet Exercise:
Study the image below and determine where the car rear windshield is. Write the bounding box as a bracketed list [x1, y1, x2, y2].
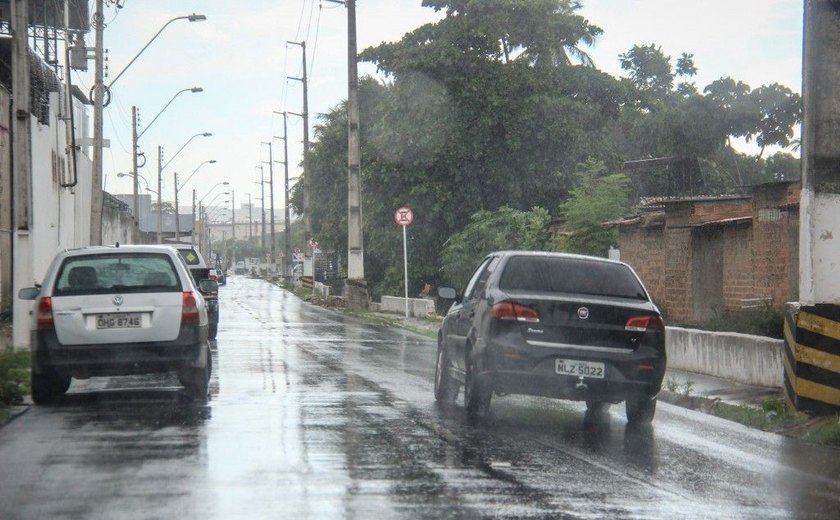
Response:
[498, 256, 648, 300]
[53, 253, 182, 296]
[177, 248, 203, 266]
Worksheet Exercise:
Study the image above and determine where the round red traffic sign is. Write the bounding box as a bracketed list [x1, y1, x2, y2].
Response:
[394, 206, 414, 226]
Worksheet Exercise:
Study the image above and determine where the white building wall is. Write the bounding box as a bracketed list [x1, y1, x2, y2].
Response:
[12, 90, 92, 350]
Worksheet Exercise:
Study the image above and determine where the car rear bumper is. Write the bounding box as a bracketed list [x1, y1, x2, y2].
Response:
[483, 368, 662, 403]
[32, 325, 208, 378]
[478, 340, 666, 403]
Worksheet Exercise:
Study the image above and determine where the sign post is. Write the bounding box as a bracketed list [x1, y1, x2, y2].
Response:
[394, 207, 414, 318]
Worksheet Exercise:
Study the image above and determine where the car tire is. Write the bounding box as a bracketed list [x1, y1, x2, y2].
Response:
[181, 347, 211, 402]
[464, 351, 491, 417]
[625, 395, 657, 424]
[208, 324, 218, 340]
[31, 369, 71, 404]
[434, 341, 459, 405]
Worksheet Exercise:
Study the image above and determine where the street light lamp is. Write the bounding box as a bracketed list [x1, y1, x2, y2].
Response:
[175, 159, 216, 241]
[162, 132, 212, 173]
[131, 88, 203, 242]
[117, 171, 149, 191]
[195, 184, 230, 250]
[106, 14, 207, 94]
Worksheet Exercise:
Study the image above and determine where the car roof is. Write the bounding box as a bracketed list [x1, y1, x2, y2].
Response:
[58, 245, 180, 258]
[489, 250, 628, 267]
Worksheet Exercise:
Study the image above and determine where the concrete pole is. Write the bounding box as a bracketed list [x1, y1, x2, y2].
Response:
[11, 0, 32, 349]
[174, 172, 180, 241]
[283, 113, 291, 278]
[89, 0, 104, 245]
[131, 106, 140, 242]
[800, 0, 840, 305]
[347, 0, 364, 281]
[269, 144, 276, 270]
[191, 189, 196, 245]
[157, 146, 162, 243]
[288, 41, 312, 278]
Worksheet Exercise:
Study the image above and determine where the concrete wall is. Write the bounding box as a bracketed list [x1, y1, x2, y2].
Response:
[380, 296, 435, 318]
[666, 326, 784, 388]
[11, 90, 93, 350]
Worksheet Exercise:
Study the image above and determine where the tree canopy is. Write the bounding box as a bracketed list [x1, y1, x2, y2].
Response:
[290, 0, 801, 299]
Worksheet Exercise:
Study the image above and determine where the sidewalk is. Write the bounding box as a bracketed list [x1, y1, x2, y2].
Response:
[662, 367, 781, 409]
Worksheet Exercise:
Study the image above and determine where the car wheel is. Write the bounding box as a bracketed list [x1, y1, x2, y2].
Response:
[31, 369, 70, 404]
[464, 352, 491, 417]
[625, 395, 657, 424]
[208, 324, 218, 340]
[181, 347, 211, 402]
[434, 341, 459, 405]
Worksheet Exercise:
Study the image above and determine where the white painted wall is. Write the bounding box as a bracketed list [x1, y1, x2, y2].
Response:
[12, 92, 92, 350]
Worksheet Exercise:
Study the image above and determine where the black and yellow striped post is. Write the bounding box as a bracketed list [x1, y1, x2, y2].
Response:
[301, 276, 313, 290]
[784, 303, 840, 414]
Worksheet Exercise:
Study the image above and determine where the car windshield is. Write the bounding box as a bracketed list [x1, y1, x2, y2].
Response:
[498, 256, 648, 300]
[53, 253, 181, 295]
[177, 249, 203, 266]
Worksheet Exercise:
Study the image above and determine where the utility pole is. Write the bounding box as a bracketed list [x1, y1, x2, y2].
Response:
[174, 172, 180, 241]
[345, 0, 366, 305]
[89, 0, 104, 245]
[247, 192, 253, 239]
[288, 40, 312, 278]
[191, 189, 197, 245]
[157, 146, 163, 243]
[231, 190, 236, 241]
[257, 165, 266, 255]
[11, 0, 32, 348]
[273, 111, 292, 279]
[262, 141, 276, 270]
[131, 106, 140, 241]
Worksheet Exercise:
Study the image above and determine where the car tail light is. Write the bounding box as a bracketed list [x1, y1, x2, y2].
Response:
[182, 292, 200, 325]
[36, 297, 54, 331]
[490, 302, 540, 323]
[625, 315, 665, 332]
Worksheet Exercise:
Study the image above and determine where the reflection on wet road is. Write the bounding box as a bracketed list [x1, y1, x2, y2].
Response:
[1, 276, 839, 519]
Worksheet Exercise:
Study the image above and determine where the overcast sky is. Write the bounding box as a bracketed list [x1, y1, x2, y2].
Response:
[81, 0, 803, 218]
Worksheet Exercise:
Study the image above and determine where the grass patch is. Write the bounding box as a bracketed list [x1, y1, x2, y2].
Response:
[0, 351, 30, 406]
[801, 417, 840, 447]
[702, 305, 784, 339]
[713, 398, 798, 430]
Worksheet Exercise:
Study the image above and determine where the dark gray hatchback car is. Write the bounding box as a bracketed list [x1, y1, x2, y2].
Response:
[435, 251, 666, 424]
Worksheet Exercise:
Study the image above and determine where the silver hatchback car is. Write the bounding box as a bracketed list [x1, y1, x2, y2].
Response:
[19, 245, 216, 403]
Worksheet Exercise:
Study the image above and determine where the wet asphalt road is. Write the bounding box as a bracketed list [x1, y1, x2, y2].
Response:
[1, 276, 840, 519]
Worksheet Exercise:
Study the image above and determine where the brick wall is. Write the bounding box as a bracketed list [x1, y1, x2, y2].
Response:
[721, 224, 754, 312]
[617, 182, 800, 325]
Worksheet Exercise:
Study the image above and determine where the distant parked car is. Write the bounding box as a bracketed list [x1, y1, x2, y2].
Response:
[174, 245, 219, 339]
[18, 245, 216, 403]
[435, 251, 666, 424]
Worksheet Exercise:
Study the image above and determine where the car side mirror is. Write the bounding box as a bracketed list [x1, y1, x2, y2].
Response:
[438, 286, 460, 302]
[199, 279, 219, 294]
[18, 287, 40, 300]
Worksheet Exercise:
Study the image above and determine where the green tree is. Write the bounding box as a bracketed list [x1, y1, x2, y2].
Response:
[440, 206, 553, 290]
[558, 159, 631, 256]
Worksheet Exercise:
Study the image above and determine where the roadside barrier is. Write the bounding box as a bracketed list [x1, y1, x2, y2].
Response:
[783, 303, 840, 414]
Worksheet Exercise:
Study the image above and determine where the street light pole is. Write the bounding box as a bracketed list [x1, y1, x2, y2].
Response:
[175, 159, 216, 241]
